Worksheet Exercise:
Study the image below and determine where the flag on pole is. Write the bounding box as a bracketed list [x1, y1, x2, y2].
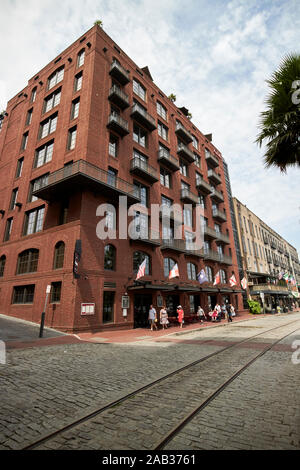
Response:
[241, 277, 248, 290]
[169, 263, 179, 279]
[197, 269, 208, 284]
[136, 258, 147, 280]
[278, 271, 283, 280]
[229, 274, 237, 287]
[213, 271, 220, 286]
[283, 272, 289, 283]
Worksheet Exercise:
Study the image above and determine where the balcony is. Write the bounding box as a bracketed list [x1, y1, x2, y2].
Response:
[109, 60, 130, 85]
[185, 246, 204, 258]
[130, 229, 161, 247]
[251, 284, 289, 295]
[175, 121, 193, 143]
[216, 232, 231, 244]
[32, 159, 140, 205]
[130, 103, 156, 131]
[205, 150, 219, 168]
[161, 238, 187, 253]
[157, 148, 180, 171]
[212, 208, 227, 223]
[263, 235, 269, 245]
[180, 188, 198, 205]
[177, 142, 195, 163]
[203, 226, 218, 240]
[108, 85, 129, 110]
[196, 177, 212, 195]
[210, 187, 224, 203]
[219, 254, 233, 265]
[130, 156, 159, 184]
[204, 249, 220, 262]
[277, 245, 283, 253]
[270, 240, 277, 250]
[207, 169, 222, 185]
[107, 113, 129, 137]
[266, 254, 272, 263]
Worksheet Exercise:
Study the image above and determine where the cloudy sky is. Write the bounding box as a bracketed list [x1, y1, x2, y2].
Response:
[1, 0, 300, 252]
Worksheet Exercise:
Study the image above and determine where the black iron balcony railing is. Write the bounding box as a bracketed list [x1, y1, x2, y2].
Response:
[180, 188, 198, 205]
[212, 208, 227, 223]
[157, 148, 180, 171]
[130, 103, 156, 131]
[210, 187, 224, 203]
[107, 112, 129, 137]
[130, 156, 159, 184]
[32, 159, 140, 205]
[205, 150, 219, 168]
[207, 169, 222, 185]
[177, 142, 195, 163]
[109, 60, 130, 85]
[108, 85, 130, 109]
[175, 121, 193, 143]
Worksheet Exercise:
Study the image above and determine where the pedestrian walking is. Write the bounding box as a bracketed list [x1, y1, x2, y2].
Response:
[226, 303, 233, 322]
[160, 306, 169, 330]
[197, 306, 205, 323]
[177, 305, 184, 328]
[215, 303, 222, 322]
[230, 304, 236, 317]
[221, 302, 227, 319]
[148, 304, 158, 331]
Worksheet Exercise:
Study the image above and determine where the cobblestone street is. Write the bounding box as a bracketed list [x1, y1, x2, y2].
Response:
[0, 312, 300, 450]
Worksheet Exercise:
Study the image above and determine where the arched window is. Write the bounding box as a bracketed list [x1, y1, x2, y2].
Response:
[205, 266, 213, 283]
[104, 244, 116, 271]
[53, 242, 65, 269]
[0, 255, 6, 277]
[220, 269, 227, 284]
[187, 262, 197, 280]
[133, 251, 151, 275]
[16, 249, 39, 275]
[164, 257, 176, 278]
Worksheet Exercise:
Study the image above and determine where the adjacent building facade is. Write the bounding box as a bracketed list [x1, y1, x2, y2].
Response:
[233, 197, 300, 311]
[0, 25, 243, 333]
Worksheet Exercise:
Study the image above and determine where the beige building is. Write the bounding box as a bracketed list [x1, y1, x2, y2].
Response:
[233, 197, 300, 311]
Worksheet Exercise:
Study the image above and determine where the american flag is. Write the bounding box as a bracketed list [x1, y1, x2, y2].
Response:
[136, 258, 147, 281]
[169, 263, 179, 279]
[229, 274, 237, 287]
[213, 271, 220, 285]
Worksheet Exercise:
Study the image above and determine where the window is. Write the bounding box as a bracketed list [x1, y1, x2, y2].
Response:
[104, 244, 116, 271]
[105, 207, 116, 230]
[3, 218, 13, 242]
[133, 79, 146, 101]
[50, 282, 62, 303]
[134, 212, 149, 238]
[48, 66, 64, 90]
[74, 72, 83, 92]
[53, 242, 65, 269]
[198, 194, 206, 208]
[133, 124, 147, 148]
[28, 174, 48, 202]
[0, 255, 6, 277]
[23, 207, 45, 235]
[187, 262, 197, 280]
[220, 269, 227, 284]
[192, 135, 198, 150]
[158, 121, 168, 141]
[160, 168, 171, 188]
[180, 160, 188, 177]
[194, 154, 201, 168]
[109, 134, 118, 157]
[58, 199, 69, 225]
[214, 223, 220, 234]
[16, 249, 39, 274]
[77, 49, 85, 68]
[39, 114, 57, 139]
[183, 208, 193, 227]
[12, 285, 35, 304]
[181, 181, 189, 191]
[133, 182, 148, 207]
[71, 98, 80, 120]
[67, 126, 77, 150]
[133, 251, 151, 275]
[205, 266, 213, 283]
[34, 141, 54, 168]
[21, 132, 28, 150]
[43, 89, 61, 114]
[15, 157, 24, 178]
[30, 87, 37, 103]
[164, 257, 176, 278]
[9, 188, 18, 211]
[107, 168, 117, 187]
[26, 108, 33, 126]
[103, 292, 115, 324]
[161, 195, 172, 208]
[156, 101, 167, 120]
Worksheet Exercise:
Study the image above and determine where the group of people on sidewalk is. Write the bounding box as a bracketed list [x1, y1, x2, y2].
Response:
[148, 302, 236, 331]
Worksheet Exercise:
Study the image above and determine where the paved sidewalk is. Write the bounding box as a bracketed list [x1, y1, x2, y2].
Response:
[4, 309, 299, 349]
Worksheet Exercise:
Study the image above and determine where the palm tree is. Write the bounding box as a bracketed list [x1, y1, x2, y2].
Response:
[256, 53, 300, 172]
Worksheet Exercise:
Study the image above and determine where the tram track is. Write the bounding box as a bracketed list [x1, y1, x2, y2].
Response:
[21, 316, 300, 450]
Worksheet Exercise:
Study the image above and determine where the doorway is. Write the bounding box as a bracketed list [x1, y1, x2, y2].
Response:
[165, 294, 180, 316]
[134, 294, 152, 328]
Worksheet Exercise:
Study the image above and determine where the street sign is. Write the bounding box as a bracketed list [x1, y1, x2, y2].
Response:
[46, 285, 51, 294]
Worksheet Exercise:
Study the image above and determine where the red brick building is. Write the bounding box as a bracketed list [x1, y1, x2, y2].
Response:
[0, 25, 243, 332]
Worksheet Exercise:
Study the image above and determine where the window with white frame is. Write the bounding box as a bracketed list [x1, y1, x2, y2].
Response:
[43, 89, 61, 114]
[156, 101, 167, 120]
[133, 79, 146, 101]
[34, 141, 54, 168]
[48, 67, 64, 90]
[39, 114, 57, 139]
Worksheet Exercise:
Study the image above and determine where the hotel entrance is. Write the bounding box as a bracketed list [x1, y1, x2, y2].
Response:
[134, 294, 152, 328]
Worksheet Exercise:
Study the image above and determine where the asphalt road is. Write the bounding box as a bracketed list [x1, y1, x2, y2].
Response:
[0, 314, 66, 342]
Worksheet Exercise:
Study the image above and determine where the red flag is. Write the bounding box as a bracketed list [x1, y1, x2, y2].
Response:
[169, 263, 179, 279]
[241, 277, 248, 289]
[213, 271, 220, 285]
[136, 258, 147, 280]
[229, 274, 237, 287]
